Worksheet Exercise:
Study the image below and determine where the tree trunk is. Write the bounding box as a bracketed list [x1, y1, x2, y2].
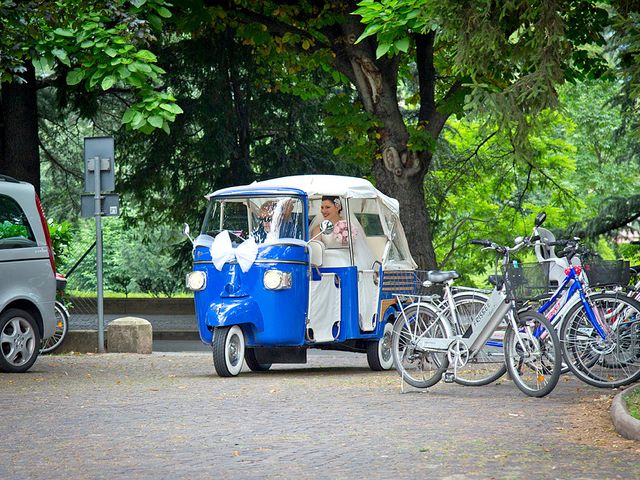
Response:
[226, 36, 253, 185]
[0, 63, 40, 194]
[331, 16, 439, 269]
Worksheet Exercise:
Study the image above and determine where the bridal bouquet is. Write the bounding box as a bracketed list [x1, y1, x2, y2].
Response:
[333, 220, 357, 245]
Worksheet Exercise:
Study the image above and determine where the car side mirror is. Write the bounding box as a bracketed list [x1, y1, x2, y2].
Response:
[320, 220, 333, 234]
[534, 212, 546, 227]
[182, 223, 194, 243]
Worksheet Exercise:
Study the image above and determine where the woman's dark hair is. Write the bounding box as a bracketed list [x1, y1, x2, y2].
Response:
[321, 195, 342, 212]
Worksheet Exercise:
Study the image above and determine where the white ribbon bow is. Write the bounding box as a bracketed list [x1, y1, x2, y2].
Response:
[210, 230, 258, 273]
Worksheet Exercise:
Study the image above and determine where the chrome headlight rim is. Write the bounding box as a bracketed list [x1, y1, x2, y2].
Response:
[186, 271, 207, 291]
[263, 269, 292, 290]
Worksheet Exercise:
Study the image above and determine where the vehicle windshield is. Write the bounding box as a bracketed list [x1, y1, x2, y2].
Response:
[201, 196, 305, 244]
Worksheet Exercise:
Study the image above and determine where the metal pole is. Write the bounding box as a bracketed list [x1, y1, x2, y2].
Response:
[93, 157, 105, 353]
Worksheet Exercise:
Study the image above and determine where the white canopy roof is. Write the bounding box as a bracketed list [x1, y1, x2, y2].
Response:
[210, 175, 399, 215]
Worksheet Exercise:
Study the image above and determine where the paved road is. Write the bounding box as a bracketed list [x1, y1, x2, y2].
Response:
[1, 351, 638, 480]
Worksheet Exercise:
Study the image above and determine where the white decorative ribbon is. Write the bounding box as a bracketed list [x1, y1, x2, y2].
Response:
[210, 230, 258, 273]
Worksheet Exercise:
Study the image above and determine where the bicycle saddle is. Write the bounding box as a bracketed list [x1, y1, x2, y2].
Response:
[425, 270, 460, 283]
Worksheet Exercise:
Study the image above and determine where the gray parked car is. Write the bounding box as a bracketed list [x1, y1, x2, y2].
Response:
[0, 175, 56, 372]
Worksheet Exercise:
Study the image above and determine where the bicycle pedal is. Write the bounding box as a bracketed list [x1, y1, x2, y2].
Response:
[444, 372, 455, 383]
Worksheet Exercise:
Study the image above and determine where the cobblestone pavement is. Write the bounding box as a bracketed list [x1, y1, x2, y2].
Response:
[1, 351, 639, 480]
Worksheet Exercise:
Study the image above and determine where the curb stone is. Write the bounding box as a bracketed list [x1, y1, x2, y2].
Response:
[611, 383, 640, 441]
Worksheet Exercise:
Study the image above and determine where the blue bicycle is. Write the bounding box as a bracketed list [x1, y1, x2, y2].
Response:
[514, 213, 640, 388]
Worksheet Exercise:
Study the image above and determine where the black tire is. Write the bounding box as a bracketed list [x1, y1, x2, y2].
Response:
[40, 302, 69, 354]
[212, 325, 245, 377]
[0, 308, 41, 373]
[391, 303, 450, 388]
[451, 293, 507, 386]
[366, 321, 394, 371]
[560, 292, 640, 388]
[244, 347, 272, 372]
[504, 311, 561, 397]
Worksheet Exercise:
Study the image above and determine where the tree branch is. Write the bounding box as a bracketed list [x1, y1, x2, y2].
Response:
[39, 139, 83, 180]
[562, 195, 640, 239]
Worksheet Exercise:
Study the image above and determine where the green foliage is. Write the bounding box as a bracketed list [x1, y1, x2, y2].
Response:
[1, 0, 181, 134]
[59, 218, 185, 296]
[430, 78, 640, 281]
[354, 0, 612, 155]
[47, 219, 73, 265]
[0, 221, 28, 239]
[354, 0, 435, 58]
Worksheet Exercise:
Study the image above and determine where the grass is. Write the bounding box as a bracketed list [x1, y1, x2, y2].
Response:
[624, 387, 640, 420]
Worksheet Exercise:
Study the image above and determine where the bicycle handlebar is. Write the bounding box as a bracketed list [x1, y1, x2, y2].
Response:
[470, 239, 492, 247]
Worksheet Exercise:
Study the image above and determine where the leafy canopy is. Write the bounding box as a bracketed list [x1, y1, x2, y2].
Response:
[0, 0, 182, 134]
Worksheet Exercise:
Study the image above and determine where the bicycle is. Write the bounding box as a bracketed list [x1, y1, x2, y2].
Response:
[524, 220, 640, 388]
[391, 236, 562, 398]
[39, 301, 69, 354]
[39, 273, 69, 355]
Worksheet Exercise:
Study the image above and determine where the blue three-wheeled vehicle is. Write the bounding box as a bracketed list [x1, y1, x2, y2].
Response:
[184, 175, 419, 376]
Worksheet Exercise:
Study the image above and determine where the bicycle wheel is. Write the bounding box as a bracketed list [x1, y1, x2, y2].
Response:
[504, 310, 561, 397]
[40, 301, 69, 354]
[450, 293, 507, 386]
[560, 292, 640, 388]
[391, 302, 451, 389]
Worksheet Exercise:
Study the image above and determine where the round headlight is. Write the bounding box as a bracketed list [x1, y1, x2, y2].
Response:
[263, 270, 283, 290]
[186, 271, 206, 291]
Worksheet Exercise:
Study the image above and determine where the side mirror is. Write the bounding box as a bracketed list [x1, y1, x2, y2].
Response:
[534, 212, 546, 227]
[182, 223, 194, 243]
[320, 220, 334, 235]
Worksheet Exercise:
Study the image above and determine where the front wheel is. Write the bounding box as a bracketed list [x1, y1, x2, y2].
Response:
[0, 308, 41, 373]
[504, 311, 561, 397]
[212, 325, 245, 377]
[391, 303, 451, 389]
[40, 302, 69, 354]
[367, 321, 394, 371]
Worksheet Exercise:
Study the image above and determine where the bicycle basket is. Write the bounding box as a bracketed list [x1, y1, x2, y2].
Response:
[504, 262, 550, 301]
[381, 270, 429, 297]
[582, 260, 630, 287]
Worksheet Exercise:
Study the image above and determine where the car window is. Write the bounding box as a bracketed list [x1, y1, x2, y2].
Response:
[0, 194, 36, 249]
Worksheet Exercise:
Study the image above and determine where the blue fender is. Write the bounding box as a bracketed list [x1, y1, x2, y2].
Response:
[200, 297, 264, 344]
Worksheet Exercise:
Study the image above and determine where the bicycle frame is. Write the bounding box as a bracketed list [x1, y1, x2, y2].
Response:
[401, 286, 513, 359]
[537, 265, 608, 339]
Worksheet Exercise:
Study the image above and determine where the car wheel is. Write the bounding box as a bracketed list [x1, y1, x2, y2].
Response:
[0, 308, 41, 373]
[244, 347, 272, 372]
[212, 325, 245, 377]
[367, 321, 394, 371]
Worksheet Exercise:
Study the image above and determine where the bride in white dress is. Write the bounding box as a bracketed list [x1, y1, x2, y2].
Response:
[310, 196, 374, 270]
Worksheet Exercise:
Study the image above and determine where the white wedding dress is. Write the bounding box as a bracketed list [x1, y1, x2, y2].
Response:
[310, 214, 374, 270]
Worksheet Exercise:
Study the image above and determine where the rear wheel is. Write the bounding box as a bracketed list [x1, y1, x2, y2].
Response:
[244, 347, 272, 372]
[0, 308, 41, 373]
[451, 293, 507, 386]
[391, 303, 450, 388]
[212, 325, 245, 377]
[504, 311, 561, 397]
[367, 321, 394, 371]
[40, 302, 68, 354]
